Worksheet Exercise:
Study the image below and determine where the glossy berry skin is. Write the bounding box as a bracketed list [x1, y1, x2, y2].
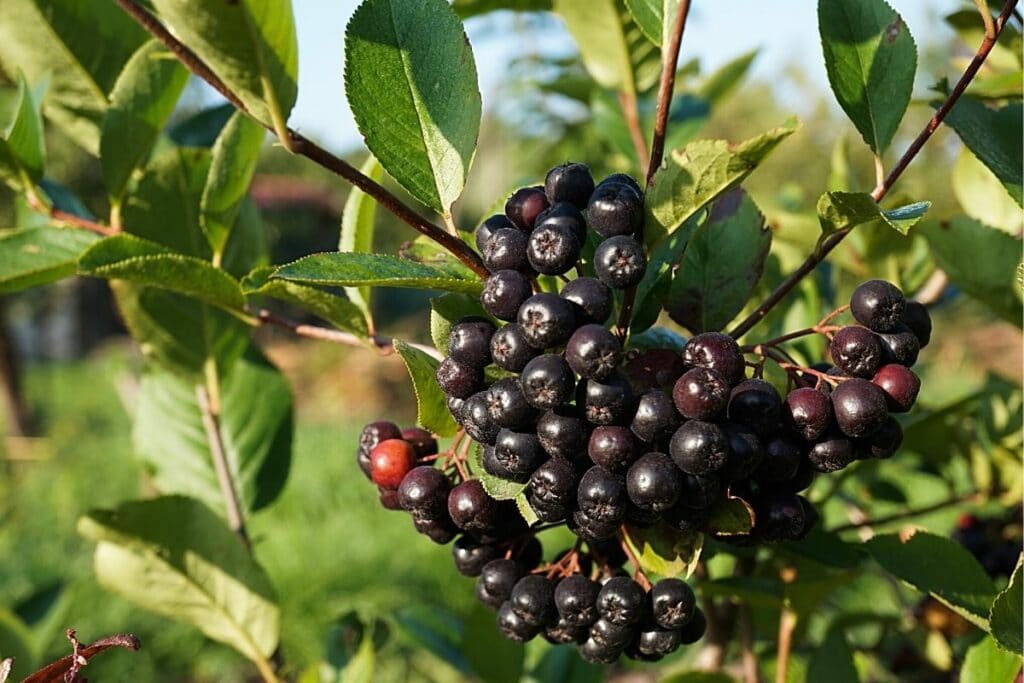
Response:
[630, 390, 681, 444]
[505, 186, 550, 231]
[481, 269, 532, 321]
[596, 576, 646, 625]
[578, 637, 621, 664]
[517, 293, 578, 349]
[872, 364, 920, 413]
[528, 222, 581, 275]
[493, 429, 547, 481]
[626, 452, 682, 511]
[452, 536, 499, 577]
[378, 487, 402, 510]
[520, 354, 576, 410]
[636, 626, 682, 658]
[448, 479, 498, 536]
[757, 494, 807, 543]
[588, 425, 639, 472]
[413, 515, 457, 544]
[678, 471, 722, 509]
[460, 392, 500, 444]
[486, 378, 537, 429]
[489, 323, 539, 372]
[831, 378, 889, 438]
[448, 317, 496, 368]
[669, 421, 730, 475]
[600, 173, 643, 194]
[528, 457, 577, 519]
[544, 618, 587, 646]
[591, 618, 635, 649]
[565, 324, 622, 380]
[851, 279, 906, 332]
[569, 509, 619, 541]
[545, 163, 595, 209]
[578, 374, 636, 426]
[587, 182, 643, 237]
[727, 379, 782, 437]
[535, 202, 588, 245]
[594, 235, 647, 289]
[477, 559, 521, 608]
[369, 439, 417, 489]
[398, 466, 450, 516]
[560, 277, 613, 325]
[482, 445, 517, 480]
[678, 607, 707, 644]
[436, 357, 484, 399]
[807, 431, 855, 473]
[754, 433, 803, 483]
[497, 602, 540, 642]
[577, 466, 628, 523]
[783, 387, 832, 441]
[358, 421, 403, 478]
[651, 578, 696, 629]
[536, 408, 590, 459]
[901, 300, 932, 347]
[829, 326, 883, 378]
[482, 227, 529, 272]
[555, 575, 601, 626]
[510, 575, 556, 626]
[682, 332, 745, 386]
[856, 416, 902, 459]
[877, 323, 920, 366]
[625, 348, 688, 392]
[476, 214, 515, 252]
[721, 423, 764, 481]
[673, 367, 730, 420]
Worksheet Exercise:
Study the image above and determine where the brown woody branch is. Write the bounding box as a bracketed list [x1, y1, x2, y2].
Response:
[21, 630, 140, 683]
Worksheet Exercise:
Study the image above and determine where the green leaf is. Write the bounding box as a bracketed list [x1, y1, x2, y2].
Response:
[866, 530, 997, 628]
[133, 348, 292, 515]
[705, 494, 755, 537]
[817, 191, 930, 236]
[452, 0, 552, 17]
[922, 217, 1023, 326]
[626, 326, 688, 352]
[78, 234, 246, 313]
[0, 73, 45, 190]
[962, 635, 1022, 683]
[944, 98, 1023, 206]
[659, 673, 737, 683]
[806, 628, 859, 683]
[463, 603, 524, 683]
[0, 227, 98, 293]
[621, 522, 703, 579]
[339, 628, 376, 683]
[953, 148, 1023, 234]
[630, 212, 700, 333]
[645, 119, 798, 246]
[148, 0, 298, 134]
[168, 104, 235, 148]
[990, 555, 1023, 654]
[819, 0, 917, 154]
[201, 112, 265, 258]
[553, 0, 635, 92]
[242, 266, 368, 337]
[78, 496, 279, 664]
[393, 340, 457, 437]
[429, 293, 488, 355]
[273, 252, 483, 295]
[698, 50, 759, 105]
[471, 444, 527, 500]
[339, 156, 384, 321]
[0, 609, 35, 673]
[665, 188, 771, 333]
[344, 0, 481, 215]
[780, 528, 866, 569]
[101, 41, 189, 202]
[515, 494, 540, 527]
[0, 0, 147, 155]
[624, 0, 680, 47]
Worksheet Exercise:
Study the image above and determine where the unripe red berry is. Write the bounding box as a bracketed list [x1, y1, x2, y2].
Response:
[370, 438, 417, 489]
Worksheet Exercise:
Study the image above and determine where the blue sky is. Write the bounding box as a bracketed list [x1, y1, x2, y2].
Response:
[287, 1, 964, 153]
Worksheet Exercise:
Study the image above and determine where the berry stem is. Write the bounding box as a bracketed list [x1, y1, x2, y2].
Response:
[739, 602, 761, 683]
[24, 188, 118, 236]
[617, 529, 652, 591]
[728, 0, 1018, 340]
[774, 567, 799, 683]
[619, 90, 649, 169]
[113, 0, 490, 281]
[828, 492, 980, 533]
[196, 381, 251, 549]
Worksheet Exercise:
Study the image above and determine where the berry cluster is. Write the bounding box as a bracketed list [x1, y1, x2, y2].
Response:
[358, 162, 933, 661]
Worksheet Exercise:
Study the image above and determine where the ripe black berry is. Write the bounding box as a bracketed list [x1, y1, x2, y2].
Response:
[555, 574, 601, 626]
[673, 367, 730, 420]
[807, 431, 855, 473]
[378, 487, 402, 510]
[664, 503, 710, 534]
[850, 279, 906, 332]
[545, 163, 595, 209]
[783, 387, 832, 441]
[590, 618, 636, 649]
[630, 390, 681, 444]
[568, 509, 619, 541]
[489, 323, 539, 372]
[448, 317, 496, 368]
[650, 578, 695, 629]
[754, 433, 803, 483]
[528, 222, 581, 275]
[594, 235, 647, 289]
[520, 354, 576, 410]
[678, 607, 707, 644]
[493, 429, 546, 481]
[448, 479, 498, 536]
[497, 602, 540, 642]
[578, 374, 636, 425]
[757, 494, 807, 542]
[560, 277, 613, 325]
[577, 466, 628, 523]
[578, 636, 621, 664]
[669, 421, 730, 475]
[872, 364, 920, 413]
[829, 326, 883, 378]
[481, 269, 532, 321]
[436, 357, 484, 399]
[476, 214, 515, 252]
[587, 182, 643, 238]
[477, 559, 521, 608]
[486, 377, 537, 429]
[413, 515, 457, 544]
[544, 618, 587, 645]
[398, 466, 450, 516]
[505, 186, 550, 231]
[721, 423, 764, 481]
[679, 471, 722, 509]
[596, 576, 646, 625]
[626, 452, 682, 511]
[682, 332, 745, 386]
[565, 324, 622, 381]
[461, 392, 500, 444]
[528, 456, 576, 507]
[358, 421, 403, 479]
[536, 202, 588, 245]
[510, 575, 556, 626]
[625, 348, 688, 392]
[536, 407, 590, 459]
[855, 415, 902, 459]
[727, 379, 782, 437]
[482, 227, 529, 272]
[831, 378, 888, 438]
[600, 173, 643, 195]
[482, 445, 516, 480]
[452, 536, 499, 577]
[877, 323, 920, 366]
[517, 293, 577, 349]
[901, 300, 932, 347]
[636, 625, 682, 658]
[402, 427, 438, 458]
[588, 425, 639, 472]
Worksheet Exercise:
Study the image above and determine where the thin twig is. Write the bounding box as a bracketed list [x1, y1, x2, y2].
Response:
[196, 383, 250, 548]
[618, 528, 652, 590]
[113, 0, 489, 280]
[25, 191, 117, 236]
[728, 0, 1019, 340]
[828, 493, 980, 533]
[256, 309, 444, 360]
[619, 90, 648, 170]
[975, 0, 998, 38]
[775, 600, 797, 683]
[739, 603, 762, 683]
[21, 631, 140, 683]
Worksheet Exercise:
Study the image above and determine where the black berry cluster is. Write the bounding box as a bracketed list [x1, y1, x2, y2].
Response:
[358, 162, 933, 662]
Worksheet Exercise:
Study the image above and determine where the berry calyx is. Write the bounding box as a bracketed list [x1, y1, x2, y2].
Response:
[850, 279, 906, 332]
[594, 235, 647, 289]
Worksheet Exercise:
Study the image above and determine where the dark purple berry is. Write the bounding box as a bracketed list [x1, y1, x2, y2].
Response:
[476, 214, 515, 252]
[831, 378, 888, 438]
[520, 354, 576, 410]
[453, 536, 499, 577]
[678, 607, 707, 644]
[596, 576, 646, 625]
[505, 186, 549, 231]
[757, 493, 806, 543]
[673, 367, 730, 420]
[901, 301, 932, 347]
[402, 427, 438, 459]
[536, 407, 590, 460]
[568, 509, 619, 541]
[727, 379, 782, 437]
[477, 559, 522, 608]
[830, 326, 883, 378]
[565, 324, 622, 381]
[578, 636, 621, 664]
[872, 364, 920, 413]
[448, 479, 498, 536]
[545, 163, 595, 210]
[481, 269, 532, 321]
[590, 618, 636, 649]
[528, 457, 577, 509]
[682, 332, 745, 386]
[489, 323, 539, 372]
[413, 515, 458, 544]
[358, 421, 403, 479]
[398, 466, 450, 516]
[535, 202, 587, 245]
[877, 323, 920, 366]
[754, 432, 803, 483]
[594, 235, 646, 289]
[578, 374, 636, 426]
[517, 293, 577, 349]
[783, 387, 832, 441]
[588, 425, 640, 472]
[528, 221, 581, 275]
[483, 227, 529, 272]
[625, 348, 688, 392]
[626, 452, 682, 511]
[461, 392, 500, 444]
[378, 486, 402, 510]
[851, 279, 906, 332]
[544, 618, 587, 645]
[599, 173, 642, 194]
[497, 601, 540, 641]
[807, 431, 855, 473]
[486, 377, 537, 429]
[721, 423, 764, 481]
[555, 574, 601, 626]
[510, 575, 556, 626]
[663, 502, 710, 534]
[669, 421, 730, 475]
[587, 182, 643, 237]
[493, 429, 547, 481]
[560, 277, 613, 325]
[677, 472, 722, 509]
[447, 317, 496, 368]
[651, 578, 695, 629]
[630, 390, 681, 444]
[577, 466, 628, 524]
[482, 445, 516, 480]
[855, 416, 902, 459]
[636, 625, 682, 657]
